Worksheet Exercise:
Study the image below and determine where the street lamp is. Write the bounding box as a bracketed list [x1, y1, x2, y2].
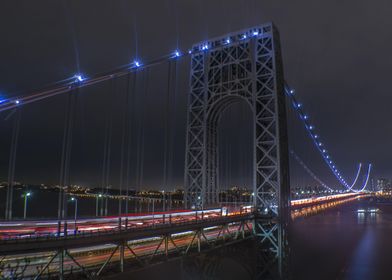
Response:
[23, 192, 31, 219]
[152, 198, 155, 227]
[96, 194, 102, 216]
[162, 190, 165, 212]
[70, 197, 78, 234]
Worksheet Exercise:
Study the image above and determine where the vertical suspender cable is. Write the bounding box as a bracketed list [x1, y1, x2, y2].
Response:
[58, 98, 69, 219]
[163, 61, 173, 192]
[167, 60, 178, 196]
[136, 69, 149, 199]
[58, 88, 77, 220]
[5, 109, 21, 220]
[101, 110, 108, 216]
[104, 101, 113, 216]
[119, 74, 131, 216]
[64, 90, 77, 219]
[140, 69, 149, 193]
[125, 72, 136, 214]
[101, 79, 114, 216]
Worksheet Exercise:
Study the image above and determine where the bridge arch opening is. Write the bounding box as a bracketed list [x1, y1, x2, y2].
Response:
[212, 97, 254, 207]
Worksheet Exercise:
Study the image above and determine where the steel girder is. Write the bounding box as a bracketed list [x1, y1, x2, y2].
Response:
[0, 220, 253, 279]
[184, 23, 290, 278]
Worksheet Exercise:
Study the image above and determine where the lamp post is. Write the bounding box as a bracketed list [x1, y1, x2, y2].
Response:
[152, 198, 155, 226]
[70, 197, 78, 233]
[23, 192, 31, 219]
[162, 190, 165, 212]
[96, 194, 102, 216]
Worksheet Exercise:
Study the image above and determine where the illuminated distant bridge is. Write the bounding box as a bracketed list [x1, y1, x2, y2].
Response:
[0, 23, 371, 279]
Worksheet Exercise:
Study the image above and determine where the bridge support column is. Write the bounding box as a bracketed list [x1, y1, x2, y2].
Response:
[184, 25, 290, 279]
[58, 249, 64, 280]
[120, 242, 125, 272]
[164, 234, 169, 257]
[197, 231, 201, 253]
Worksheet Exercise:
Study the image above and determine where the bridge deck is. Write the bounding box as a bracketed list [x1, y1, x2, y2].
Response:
[0, 213, 256, 256]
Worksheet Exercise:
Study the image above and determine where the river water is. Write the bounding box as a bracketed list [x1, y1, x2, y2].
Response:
[291, 196, 392, 280]
[126, 196, 392, 280]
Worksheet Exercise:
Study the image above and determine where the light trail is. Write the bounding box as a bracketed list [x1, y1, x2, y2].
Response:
[0, 194, 365, 241]
[0, 222, 253, 278]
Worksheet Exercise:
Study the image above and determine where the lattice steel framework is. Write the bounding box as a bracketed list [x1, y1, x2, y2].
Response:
[184, 23, 290, 278]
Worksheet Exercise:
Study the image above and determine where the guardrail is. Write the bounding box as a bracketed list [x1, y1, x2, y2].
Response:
[0, 213, 254, 246]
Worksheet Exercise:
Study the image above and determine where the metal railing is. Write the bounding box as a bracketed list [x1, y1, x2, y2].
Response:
[0, 212, 254, 245]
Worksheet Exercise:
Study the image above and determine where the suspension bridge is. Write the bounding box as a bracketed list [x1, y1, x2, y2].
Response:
[0, 23, 372, 279]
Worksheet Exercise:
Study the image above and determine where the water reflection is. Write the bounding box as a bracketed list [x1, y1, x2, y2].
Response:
[291, 196, 362, 219]
[357, 211, 378, 224]
[291, 197, 392, 280]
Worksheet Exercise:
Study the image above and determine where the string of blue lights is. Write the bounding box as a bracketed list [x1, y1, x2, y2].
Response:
[0, 30, 371, 192]
[285, 85, 371, 192]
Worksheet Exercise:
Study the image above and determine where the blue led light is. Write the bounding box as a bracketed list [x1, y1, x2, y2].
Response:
[226, 38, 231, 44]
[15, 100, 20, 104]
[314, 134, 319, 139]
[132, 60, 142, 68]
[253, 31, 259, 36]
[0, 99, 6, 104]
[201, 44, 209, 51]
[318, 142, 322, 146]
[303, 115, 308, 120]
[74, 74, 86, 82]
[173, 50, 181, 58]
[322, 149, 326, 153]
[290, 89, 295, 94]
[242, 34, 247, 39]
[309, 125, 314, 130]
[297, 103, 302, 108]
[188, 50, 192, 54]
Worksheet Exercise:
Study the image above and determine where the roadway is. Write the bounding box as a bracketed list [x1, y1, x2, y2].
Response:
[0, 193, 368, 279]
[0, 193, 365, 241]
[0, 218, 253, 278]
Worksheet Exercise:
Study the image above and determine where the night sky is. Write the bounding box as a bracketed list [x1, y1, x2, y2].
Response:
[0, 0, 391, 190]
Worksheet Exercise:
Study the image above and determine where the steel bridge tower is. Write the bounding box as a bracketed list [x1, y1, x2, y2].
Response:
[184, 23, 290, 278]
